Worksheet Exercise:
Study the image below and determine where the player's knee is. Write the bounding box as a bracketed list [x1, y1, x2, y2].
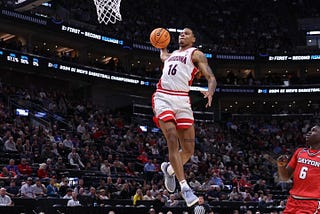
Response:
[165, 130, 178, 144]
[184, 148, 194, 158]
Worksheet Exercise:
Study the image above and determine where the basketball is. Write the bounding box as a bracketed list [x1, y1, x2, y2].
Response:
[149, 28, 171, 49]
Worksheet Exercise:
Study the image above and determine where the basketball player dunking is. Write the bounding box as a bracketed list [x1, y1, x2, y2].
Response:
[152, 28, 217, 207]
[278, 125, 320, 213]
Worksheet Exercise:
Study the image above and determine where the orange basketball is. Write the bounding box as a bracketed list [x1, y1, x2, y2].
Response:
[149, 28, 171, 49]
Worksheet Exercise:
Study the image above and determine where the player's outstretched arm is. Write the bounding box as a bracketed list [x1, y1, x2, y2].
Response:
[160, 48, 171, 62]
[192, 50, 217, 108]
[277, 155, 293, 181]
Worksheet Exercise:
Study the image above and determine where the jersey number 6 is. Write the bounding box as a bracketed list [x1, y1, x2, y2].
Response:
[299, 166, 308, 179]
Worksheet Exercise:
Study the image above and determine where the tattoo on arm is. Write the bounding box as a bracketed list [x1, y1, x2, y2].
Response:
[198, 53, 208, 63]
[196, 52, 214, 76]
[206, 65, 214, 76]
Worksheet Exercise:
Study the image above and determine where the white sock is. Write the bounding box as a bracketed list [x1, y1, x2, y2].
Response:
[179, 180, 189, 189]
[167, 164, 175, 176]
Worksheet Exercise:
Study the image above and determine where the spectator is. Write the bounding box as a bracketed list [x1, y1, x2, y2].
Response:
[144, 159, 156, 183]
[40, 144, 55, 162]
[166, 193, 179, 207]
[194, 195, 213, 214]
[190, 153, 201, 165]
[63, 188, 74, 199]
[5, 180, 20, 197]
[149, 208, 156, 214]
[6, 159, 21, 178]
[106, 154, 114, 165]
[87, 187, 99, 206]
[15, 137, 24, 153]
[96, 178, 106, 191]
[189, 174, 202, 191]
[238, 174, 251, 188]
[22, 139, 33, 159]
[243, 191, 253, 202]
[206, 185, 221, 201]
[0, 167, 17, 186]
[74, 178, 85, 194]
[153, 192, 166, 209]
[46, 178, 59, 198]
[67, 192, 81, 207]
[153, 158, 160, 172]
[0, 187, 12, 206]
[265, 193, 274, 205]
[100, 160, 112, 176]
[4, 136, 17, 152]
[159, 189, 169, 202]
[68, 148, 85, 170]
[251, 192, 260, 202]
[229, 185, 238, 196]
[106, 176, 117, 196]
[77, 120, 87, 134]
[37, 163, 49, 180]
[125, 162, 137, 176]
[150, 184, 159, 198]
[133, 188, 143, 205]
[143, 189, 154, 200]
[63, 134, 73, 150]
[81, 130, 92, 145]
[276, 200, 286, 208]
[32, 178, 47, 198]
[51, 142, 60, 157]
[119, 183, 132, 199]
[45, 158, 55, 177]
[98, 189, 109, 200]
[55, 156, 67, 170]
[20, 177, 35, 198]
[76, 187, 86, 203]
[59, 177, 70, 197]
[17, 158, 33, 178]
[228, 187, 242, 201]
[137, 151, 149, 164]
[115, 177, 123, 191]
[209, 172, 224, 189]
[253, 179, 267, 194]
[57, 142, 68, 157]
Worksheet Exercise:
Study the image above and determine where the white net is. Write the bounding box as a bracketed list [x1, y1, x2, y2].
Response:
[93, 0, 122, 25]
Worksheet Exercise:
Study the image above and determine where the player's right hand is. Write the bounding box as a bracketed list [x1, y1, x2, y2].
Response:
[277, 155, 289, 167]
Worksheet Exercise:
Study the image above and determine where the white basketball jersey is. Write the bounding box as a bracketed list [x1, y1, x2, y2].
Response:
[157, 47, 198, 93]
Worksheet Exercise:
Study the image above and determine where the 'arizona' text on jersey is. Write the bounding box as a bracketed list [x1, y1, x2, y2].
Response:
[157, 47, 198, 93]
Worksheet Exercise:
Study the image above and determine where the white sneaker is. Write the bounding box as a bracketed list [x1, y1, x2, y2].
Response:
[161, 162, 176, 193]
[181, 186, 199, 207]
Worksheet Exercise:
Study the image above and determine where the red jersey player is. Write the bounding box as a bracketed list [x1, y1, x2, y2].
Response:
[277, 125, 320, 214]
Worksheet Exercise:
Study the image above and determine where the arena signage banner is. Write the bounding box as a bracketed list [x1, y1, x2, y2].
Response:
[268, 55, 320, 61]
[258, 88, 320, 94]
[1, 48, 320, 94]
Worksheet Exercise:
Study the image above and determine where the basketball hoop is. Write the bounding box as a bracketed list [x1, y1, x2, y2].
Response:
[93, 0, 122, 25]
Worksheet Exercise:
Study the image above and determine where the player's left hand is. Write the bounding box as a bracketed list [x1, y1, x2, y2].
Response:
[200, 91, 213, 108]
